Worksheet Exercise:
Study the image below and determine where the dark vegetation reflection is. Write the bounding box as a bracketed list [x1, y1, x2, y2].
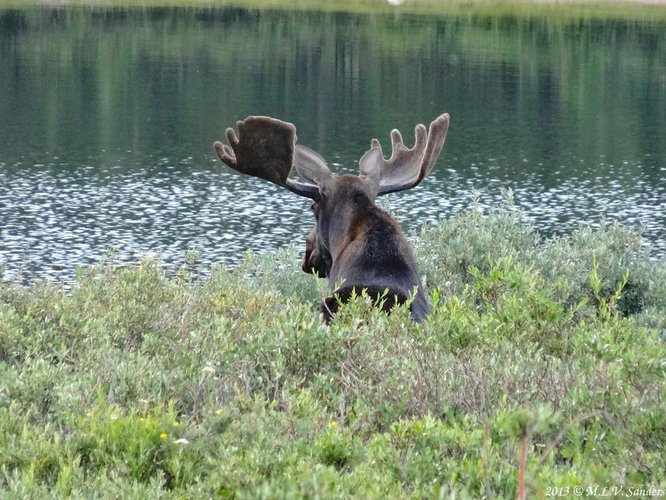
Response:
[0, 7, 664, 282]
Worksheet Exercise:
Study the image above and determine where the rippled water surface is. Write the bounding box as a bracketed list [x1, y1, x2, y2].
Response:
[1, 7, 665, 283]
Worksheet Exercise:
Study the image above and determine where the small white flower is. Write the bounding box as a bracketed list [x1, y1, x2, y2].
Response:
[175, 438, 189, 445]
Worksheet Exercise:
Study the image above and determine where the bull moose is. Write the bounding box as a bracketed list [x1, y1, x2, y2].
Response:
[213, 113, 450, 322]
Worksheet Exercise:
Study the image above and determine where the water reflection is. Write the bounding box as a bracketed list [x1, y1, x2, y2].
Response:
[0, 7, 664, 283]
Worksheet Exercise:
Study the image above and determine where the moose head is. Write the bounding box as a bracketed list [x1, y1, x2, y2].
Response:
[214, 113, 449, 321]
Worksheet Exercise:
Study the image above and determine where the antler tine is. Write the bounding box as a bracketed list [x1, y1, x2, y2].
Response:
[213, 115, 319, 199]
[361, 113, 449, 196]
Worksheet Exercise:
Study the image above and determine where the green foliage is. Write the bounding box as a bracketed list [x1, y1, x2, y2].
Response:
[417, 207, 666, 330]
[1, 208, 665, 497]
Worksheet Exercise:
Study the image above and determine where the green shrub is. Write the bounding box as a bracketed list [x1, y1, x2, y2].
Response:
[1, 206, 664, 497]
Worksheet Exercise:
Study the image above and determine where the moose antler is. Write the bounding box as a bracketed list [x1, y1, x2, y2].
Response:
[213, 115, 320, 199]
[359, 113, 450, 196]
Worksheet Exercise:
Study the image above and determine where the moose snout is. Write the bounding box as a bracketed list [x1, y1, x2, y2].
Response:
[302, 228, 330, 277]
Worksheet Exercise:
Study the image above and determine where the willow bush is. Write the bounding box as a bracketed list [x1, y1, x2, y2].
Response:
[1, 206, 664, 498]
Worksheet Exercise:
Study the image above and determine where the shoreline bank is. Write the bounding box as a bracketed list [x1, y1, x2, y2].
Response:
[3, 0, 666, 21]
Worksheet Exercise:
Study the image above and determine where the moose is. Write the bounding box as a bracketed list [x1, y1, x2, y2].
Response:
[213, 112, 450, 322]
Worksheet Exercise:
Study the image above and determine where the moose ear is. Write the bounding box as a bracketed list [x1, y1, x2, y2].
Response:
[358, 146, 383, 199]
[294, 145, 334, 185]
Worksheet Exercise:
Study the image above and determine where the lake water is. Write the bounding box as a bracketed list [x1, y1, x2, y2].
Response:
[1, 6, 665, 283]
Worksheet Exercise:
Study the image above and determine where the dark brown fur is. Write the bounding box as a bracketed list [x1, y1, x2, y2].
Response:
[302, 176, 429, 322]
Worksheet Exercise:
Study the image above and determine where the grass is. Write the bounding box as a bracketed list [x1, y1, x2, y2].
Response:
[1, 204, 665, 497]
[2, 0, 666, 22]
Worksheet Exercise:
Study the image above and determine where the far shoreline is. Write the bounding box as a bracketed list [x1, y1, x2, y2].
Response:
[2, 0, 666, 22]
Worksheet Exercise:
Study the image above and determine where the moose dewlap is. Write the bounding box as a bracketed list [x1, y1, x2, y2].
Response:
[213, 113, 450, 322]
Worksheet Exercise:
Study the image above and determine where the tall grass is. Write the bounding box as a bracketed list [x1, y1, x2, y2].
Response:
[1, 206, 664, 497]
